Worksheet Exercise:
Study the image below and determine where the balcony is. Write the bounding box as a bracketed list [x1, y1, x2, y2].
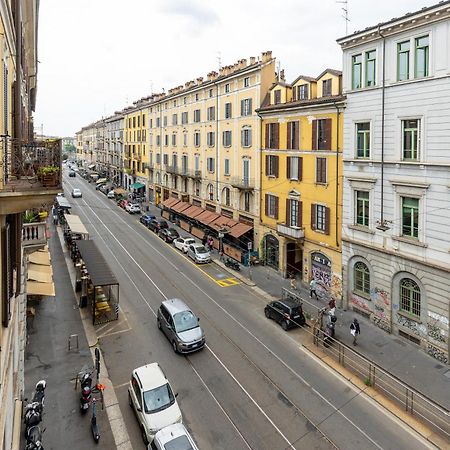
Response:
[230, 177, 255, 190]
[0, 139, 62, 214]
[22, 222, 48, 248]
[277, 223, 304, 240]
[165, 164, 179, 175]
[187, 169, 202, 180]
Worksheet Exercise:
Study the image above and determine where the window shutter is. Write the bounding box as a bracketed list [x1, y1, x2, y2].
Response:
[275, 196, 279, 219]
[325, 207, 330, 235]
[265, 124, 270, 148]
[324, 118, 332, 150]
[265, 154, 269, 176]
[274, 123, 279, 148]
[298, 157, 303, 181]
[286, 156, 291, 178]
[248, 130, 252, 147]
[274, 156, 279, 178]
[312, 120, 318, 150]
[311, 204, 316, 230]
[286, 199, 291, 226]
[294, 121, 299, 149]
[241, 129, 244, 146]
[265, 194, 269, 216]
[322, 158, 327, 182]
[287, 122, 292, 149]
[248, 99, 252, 115]
[241, 100, 244, 116]
[298, 201, 303, 227]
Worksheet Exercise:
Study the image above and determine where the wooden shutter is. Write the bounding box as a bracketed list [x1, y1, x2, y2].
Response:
[324, 118, 332, 150]
[241, 100, 244, 116]
[294, 121, 299, 149]
[322, 158, 327, 183]
[325, 207, 330, 235]
[286, 199, 291, 226]
[311, 204, 316, 230]
[265, 124, 270, 148]
[248, 99, 252, 115]
[274, 156, 279, 178]
[298, 201, 303, 227]
[286, 156, 291, 179]
[265, 194, 269, 216]
[265, 154, 269, 175]
[274, 123, 279, 148]
[312, 120, 317, 150]
[287, 122, 292, 149]
[275, 196, 279, 219]
[298, 157, 303, 181]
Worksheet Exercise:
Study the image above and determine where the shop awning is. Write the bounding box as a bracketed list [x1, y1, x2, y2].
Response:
[181, 205, 204, 218]
[56, 196, 71, 210]
[228, 222, 253, 238]
[114, 188, 127, 195]
[65, 215, 89, 236]
[196, 210, 221, 225]
[210, 216, 239, 231]
[28, 263, 53, 283]
[29, 249, 51, 265]
[162, 197, 179, 208]
[130, 182, 145, 190]
[88, 164, 96, 169]
[172, 201, 191, 213]
[96, 178, 108, 185]
[27, 248, 55, 296]
[27, 281, 56, 296]
[76, 240, 118, 286]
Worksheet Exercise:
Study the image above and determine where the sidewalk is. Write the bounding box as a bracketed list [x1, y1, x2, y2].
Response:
[146, 202, 450, 410]
[23, 222, 116, 450]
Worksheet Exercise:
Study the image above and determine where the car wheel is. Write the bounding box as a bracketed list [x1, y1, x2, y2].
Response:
[172, 341, 178, 353]
[141, 426, 149, 446]
[128, 391, 133, 407]
[264, 308, 271, 319]
[281, 320, 289, 331]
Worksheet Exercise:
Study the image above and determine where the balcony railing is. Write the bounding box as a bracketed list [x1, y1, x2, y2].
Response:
[277, 223, 304, 239]
[230, 177, 255, 190]
[1, 139, 62, 191]
[165, 164, 179, 174]
[187, 169, 202, 180]
[22, 222, 47, 248]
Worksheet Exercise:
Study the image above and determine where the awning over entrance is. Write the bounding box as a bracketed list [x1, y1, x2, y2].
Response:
[196, 210, 220, 225]
[162, 197, 179, 208]
[114, 188, 127, 195]
[65, 214, 89, 236]
[56, 196, 71, 210]
[76, 240, 118, 286]
[182, 205, 204, 219]
[172, 201, 191, 213]
[210, 216, 239, 231]
[130, 182, 145, 189]
[228, 222, 253, 238]
[27, 247, 55, 296]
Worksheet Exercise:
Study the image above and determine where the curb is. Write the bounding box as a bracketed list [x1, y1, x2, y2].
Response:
[56, 227, 133, 450]
[212, 258, 256, 286]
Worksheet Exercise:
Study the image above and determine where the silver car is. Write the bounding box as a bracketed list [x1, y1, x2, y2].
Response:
[187, 243, 211, 263]
[157, 298, 205, 353]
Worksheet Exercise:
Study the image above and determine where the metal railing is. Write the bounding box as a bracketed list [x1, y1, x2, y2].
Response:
[281, 287, 450, 442]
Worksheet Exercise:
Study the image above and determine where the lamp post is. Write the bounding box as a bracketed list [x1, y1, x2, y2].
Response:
[247, 241, 253, 281]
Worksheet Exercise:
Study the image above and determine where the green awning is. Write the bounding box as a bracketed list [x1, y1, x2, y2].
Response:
[130, 182, 145, 189]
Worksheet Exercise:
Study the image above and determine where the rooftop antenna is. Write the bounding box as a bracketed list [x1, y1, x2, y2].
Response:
[336, 0, 350, 35]
[217, 51, 222, 71]
[150, 80, 153, 95]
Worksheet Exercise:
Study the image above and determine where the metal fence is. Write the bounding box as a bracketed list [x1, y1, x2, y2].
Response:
[281, 288, 450, 442]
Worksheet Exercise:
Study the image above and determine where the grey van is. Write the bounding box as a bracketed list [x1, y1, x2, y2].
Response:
[157, 298, 205, 353]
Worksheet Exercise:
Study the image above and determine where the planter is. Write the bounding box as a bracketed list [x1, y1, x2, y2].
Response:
[42, 173, 58, 187]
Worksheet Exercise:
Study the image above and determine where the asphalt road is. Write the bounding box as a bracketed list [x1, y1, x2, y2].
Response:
[62, 172, 433, 450]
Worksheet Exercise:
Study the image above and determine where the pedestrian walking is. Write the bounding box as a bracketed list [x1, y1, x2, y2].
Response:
[350, 318, 361, 345]
[207, 236, 214, 252]
[310, 278, 318, 300]
[289, 272, 297, 290]
[52, 206, 58, 225]
[328, 298, 336, 316]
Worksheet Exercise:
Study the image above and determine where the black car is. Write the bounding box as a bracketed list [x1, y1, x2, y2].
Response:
[264, 299, 305, 330]
[68, 170, 76, 177]
[148, 218, 169, 233]
[139, 214, 156, 227]
[158, 228, 180, 243]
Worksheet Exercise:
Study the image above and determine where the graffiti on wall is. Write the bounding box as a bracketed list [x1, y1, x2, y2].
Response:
[427, 344, 448, 364]
[396, 313, 427, 336]
[373, 316, 391, 333]
[349, 293, 371, 311]
[427, 311, 448, 345]
[371, 288, 390, 320]
[330, 274, 342, 301]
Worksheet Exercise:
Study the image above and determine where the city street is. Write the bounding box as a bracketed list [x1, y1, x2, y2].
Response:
[62, 172, 433, 450]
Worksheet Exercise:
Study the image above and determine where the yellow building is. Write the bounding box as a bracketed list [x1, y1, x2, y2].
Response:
[257, 69, 345, 301]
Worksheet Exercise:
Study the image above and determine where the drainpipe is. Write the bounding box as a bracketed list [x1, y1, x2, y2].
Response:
[333, 102, 340, 249]
[14, 0, 22, 173]
[376, 25, 389, 232]
[159, 101, 163, 202]
[215, 81, 219, 202]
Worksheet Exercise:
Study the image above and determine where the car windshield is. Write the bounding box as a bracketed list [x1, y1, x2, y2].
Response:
[195, 246, 208, 254]
[173, 310, 198, 333]
[143, 383, 175, 414]
[163, 435, 194, 450]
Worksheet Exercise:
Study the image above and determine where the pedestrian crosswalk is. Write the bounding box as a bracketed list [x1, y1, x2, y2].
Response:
[216, 277, 240, 287]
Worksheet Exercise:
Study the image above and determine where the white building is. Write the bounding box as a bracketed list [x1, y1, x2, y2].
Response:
[337, 1, 450, 364]
[105, 113, 124, 186]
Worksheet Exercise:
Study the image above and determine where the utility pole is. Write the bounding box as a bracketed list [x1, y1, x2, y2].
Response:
[336, 0, 350, 35]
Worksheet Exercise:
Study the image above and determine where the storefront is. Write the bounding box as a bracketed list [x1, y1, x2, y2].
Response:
[262, 234, 279, 270]
[311, 252, 332, 295]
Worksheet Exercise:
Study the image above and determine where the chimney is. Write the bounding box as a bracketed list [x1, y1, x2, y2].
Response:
[196, 77, 203, 85]
[280, 69, 285, 81]
[261, 50, 273, 63]
[250, 56, 256, 65]
[240, 59, 247, 69]
[207, 71, 218, 81]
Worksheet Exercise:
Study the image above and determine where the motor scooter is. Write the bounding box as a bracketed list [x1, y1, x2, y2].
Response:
[78, 368, 93, 414]
[24, 380, 46, 433]
[225, 257, 240, 271]
[323, 314, 337, 348]
[25, 425, 45, 450]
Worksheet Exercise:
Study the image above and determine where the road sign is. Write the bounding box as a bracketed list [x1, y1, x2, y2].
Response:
[247, 242, 252, 250]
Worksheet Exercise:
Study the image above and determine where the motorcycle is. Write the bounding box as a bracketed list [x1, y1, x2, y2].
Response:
[323, 314, 337, 348]
[25, 425, 45, 450]
[24, 380, 46, 433]
[78, 369, 93, 414]
[225, 257, 240, 271]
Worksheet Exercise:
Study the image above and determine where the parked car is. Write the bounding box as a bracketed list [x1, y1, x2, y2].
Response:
[126, 203, 141, 214]
[119, 199, 129, 209]
[158, 228, 180, 243]
[173, 237, 196, 253]
[264, 299, 306, 331]
[99, 184, 110, 194]
[139, 214, 156, 227]
[128, 363, 182, 445]
[153, 423, 199, 450]
[187, 244, 211, 264]
[71, 188, 82, 198]
[157, 298, 205, 353]
[107, 190, 115, 199]
[148, 219, 169, 233]
[68, 170, 76, 177]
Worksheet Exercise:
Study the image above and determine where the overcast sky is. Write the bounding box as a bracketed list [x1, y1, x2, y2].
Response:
[34, 0, 439, 137]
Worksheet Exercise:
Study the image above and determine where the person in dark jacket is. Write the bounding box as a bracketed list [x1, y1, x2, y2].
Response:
[350, 318, 361, 345]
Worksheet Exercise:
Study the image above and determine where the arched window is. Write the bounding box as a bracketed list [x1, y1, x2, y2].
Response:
[223, 187, 231, 206]
[208, 184, 214, 201]
[354, 262, 370, 295]
[400, 278, 421, 317]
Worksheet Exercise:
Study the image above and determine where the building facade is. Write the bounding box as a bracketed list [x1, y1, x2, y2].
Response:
[338, 2, 450, 363]
[105, 112, 124, 186]
[258, 70, 345, 302]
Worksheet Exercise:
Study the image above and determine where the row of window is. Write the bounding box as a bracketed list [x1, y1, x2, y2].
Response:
[355, 118, 420, 160]
[274, 79, 332, 105]
[127, 115, 146, 129]
[353, 263, 421, 318]
[351, 34, 429, 90]
[266, 155, 327, 184]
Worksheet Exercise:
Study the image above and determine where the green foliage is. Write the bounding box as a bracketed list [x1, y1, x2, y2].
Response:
[64, 144, 76, 153]
[364, 378, 372, 387]
[38, 166, 60, 175]
[62, 153, 69, 161]
[23, 210, 39, 223]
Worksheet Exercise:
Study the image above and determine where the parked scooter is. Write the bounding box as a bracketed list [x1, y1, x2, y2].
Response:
[323, 313, 337, 348]
[78, 368, 93, 414]
[225, 257, 240, 271]
[25, 425, 45, 450]
[24, 380, 46, 432]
